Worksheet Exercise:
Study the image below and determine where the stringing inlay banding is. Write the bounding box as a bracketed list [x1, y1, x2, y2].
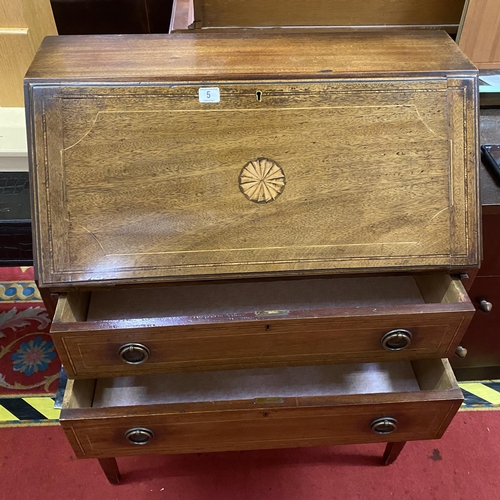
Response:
[238, 158, 286, 203]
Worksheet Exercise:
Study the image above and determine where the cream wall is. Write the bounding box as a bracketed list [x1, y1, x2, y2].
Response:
[0, 107, 28, 171]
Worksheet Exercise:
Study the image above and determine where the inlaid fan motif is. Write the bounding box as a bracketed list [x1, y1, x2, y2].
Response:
[238, 158, 286, 204]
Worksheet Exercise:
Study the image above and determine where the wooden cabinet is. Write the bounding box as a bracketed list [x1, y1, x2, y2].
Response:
[452, 107, 500, 379]
[25, 32, 479, 483]
[0, 0, 57, 106]
[171, 0, 466, 32]
[458, 0, 500, 69]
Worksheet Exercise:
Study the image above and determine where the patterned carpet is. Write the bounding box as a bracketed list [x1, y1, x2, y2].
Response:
[0, 267, 60, 396]
[0, 267, 60, 426]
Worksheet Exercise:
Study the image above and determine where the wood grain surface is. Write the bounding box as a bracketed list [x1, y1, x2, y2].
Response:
[458, 0, 500, 69]
[192, 0, 466, 30]
[25, 32, 478, 474]
[0, 0, 56, 106]
[172, 0, 465, 33]
[25, 32, 476, 82]
[27, 64, 479, 286]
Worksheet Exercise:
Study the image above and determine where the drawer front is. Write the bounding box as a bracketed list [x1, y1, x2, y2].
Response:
[30, 76, 478, 286]
[60, 360, 463, 458]
[61, 360, 463, 457]
[51, 275, 474, 378]
[53, 314, 471, 378]
[61, 394, 461, 459]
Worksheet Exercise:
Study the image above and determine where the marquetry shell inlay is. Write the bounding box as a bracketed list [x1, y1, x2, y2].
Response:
[238, 158, 286, 204]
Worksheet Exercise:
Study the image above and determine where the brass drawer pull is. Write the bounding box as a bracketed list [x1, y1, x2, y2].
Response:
[118, 343, 150, 365]
[370, 417, 398, 435]
[125, 428, 154, 445]
[381, 329, 412, 351]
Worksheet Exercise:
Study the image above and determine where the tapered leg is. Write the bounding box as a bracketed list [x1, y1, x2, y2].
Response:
[383, 441, 407, 465]
[98, 458, 121, 484]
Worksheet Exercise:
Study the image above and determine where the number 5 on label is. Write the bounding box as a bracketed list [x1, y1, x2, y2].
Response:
[199, 87, 220, 103]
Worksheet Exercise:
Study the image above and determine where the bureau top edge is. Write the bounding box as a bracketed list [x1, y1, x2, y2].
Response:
[25, 31, 476, 83]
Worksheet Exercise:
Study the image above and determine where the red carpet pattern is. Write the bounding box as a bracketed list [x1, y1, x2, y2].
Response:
[0, 267, 60, 396]
[2, 412, 500, 499]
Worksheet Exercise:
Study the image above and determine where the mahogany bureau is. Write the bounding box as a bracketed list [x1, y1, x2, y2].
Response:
[25, 31, 480, 483]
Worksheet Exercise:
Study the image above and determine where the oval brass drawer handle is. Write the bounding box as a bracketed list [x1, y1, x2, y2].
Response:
[381, 329, 412, 351]
[125, 428, 154, 445]
[118, 343, 151, 365]
[371, 417, 398, 435]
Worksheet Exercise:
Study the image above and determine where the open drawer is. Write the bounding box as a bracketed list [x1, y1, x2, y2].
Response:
[50, 274, 474, 378]
[60, 358, 463, 459]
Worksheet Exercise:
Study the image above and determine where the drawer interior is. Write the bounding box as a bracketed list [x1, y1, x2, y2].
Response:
[63, 359, 460, 411]
[93, 361, 420, 407]
[88, 275, 423, 320]
[57, 274, 470, 324]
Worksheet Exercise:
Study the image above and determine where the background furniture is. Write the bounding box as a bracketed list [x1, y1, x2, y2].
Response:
[452, 106, 500, 380]
[0, 172, 32, 266]
[50, 0, 173, 34]
[0, 0, 57, 107]
[458, 0, 500, 69]
[172, 0, 466, 32]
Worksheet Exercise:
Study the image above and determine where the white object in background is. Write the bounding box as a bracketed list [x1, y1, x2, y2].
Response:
[480, 75, 500, 86]
[479, 74, 500, 94]
[0, 106, 28, 171]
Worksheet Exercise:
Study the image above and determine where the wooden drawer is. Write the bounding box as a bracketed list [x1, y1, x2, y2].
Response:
[60, 358, 462, 458]
[51, 274, 474, 378]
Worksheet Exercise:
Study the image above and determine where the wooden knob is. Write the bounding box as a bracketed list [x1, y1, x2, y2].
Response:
[479, 300, 493, 312]
[370, 417, 398, 435]
[455, 346, 468, 358]
[125, 428, 154, 445]
[118, 343, 150, 364]
[381, 329, 412, 351]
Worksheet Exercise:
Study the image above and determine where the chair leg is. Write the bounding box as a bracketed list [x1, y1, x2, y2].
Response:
[383, 441, 407, 465]
[98, 458, 121, 484]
